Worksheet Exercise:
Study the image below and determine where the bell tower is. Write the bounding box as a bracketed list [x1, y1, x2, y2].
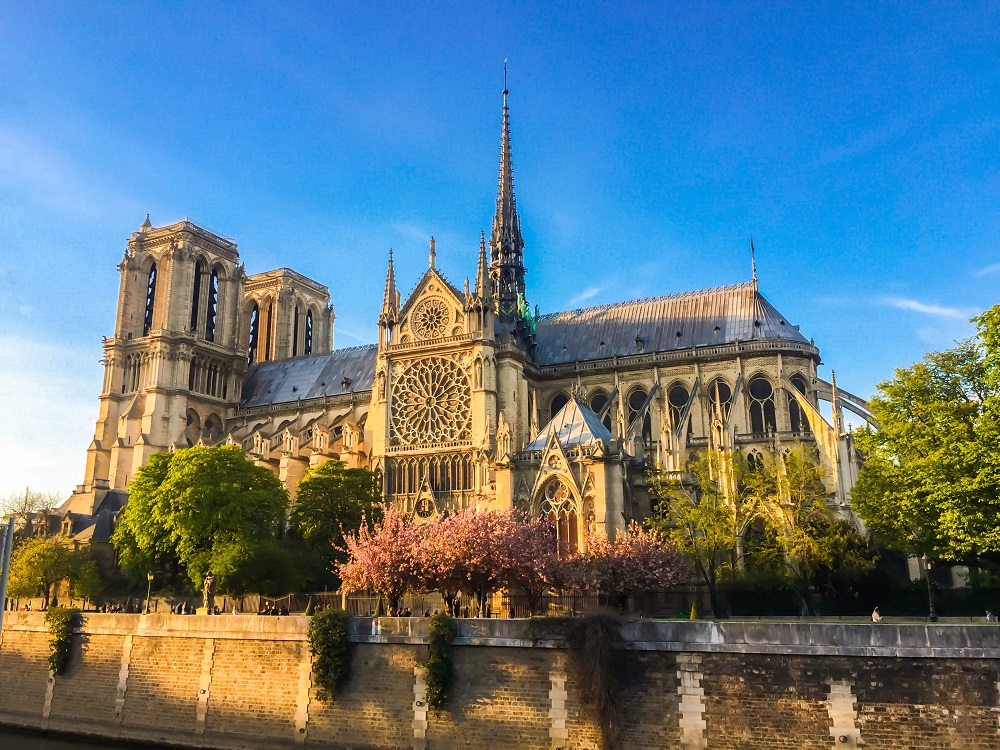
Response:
[78, 217, 248, 510]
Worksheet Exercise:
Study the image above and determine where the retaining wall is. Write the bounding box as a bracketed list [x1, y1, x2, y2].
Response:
[2, 613, 999, 749]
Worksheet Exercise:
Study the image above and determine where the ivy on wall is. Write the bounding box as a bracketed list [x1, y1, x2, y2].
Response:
[45, 607, 82, 675]
[568, 615, 624, 750]
[424, 612, 456, 710]
[308, 609, 351, 699]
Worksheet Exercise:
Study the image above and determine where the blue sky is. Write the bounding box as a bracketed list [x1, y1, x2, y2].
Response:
[1, 2, 997, 496]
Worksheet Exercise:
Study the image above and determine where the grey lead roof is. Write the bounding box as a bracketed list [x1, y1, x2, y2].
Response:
[533, 281, 808, 366]
[525, 396, 613, 451]
[239, 282, 807, 409]
[241, 345, 378, 408]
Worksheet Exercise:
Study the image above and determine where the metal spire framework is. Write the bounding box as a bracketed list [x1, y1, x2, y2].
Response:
[489, 74, 528, 327]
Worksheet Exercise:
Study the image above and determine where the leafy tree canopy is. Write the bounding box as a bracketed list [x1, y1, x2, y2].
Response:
[851, 305, 1000, 562]
[111, 445, 289, 591]
[288, 460, 382, 587]
[7, 537, 96, 606]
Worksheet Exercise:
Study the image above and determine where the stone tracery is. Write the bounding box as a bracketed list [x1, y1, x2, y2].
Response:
[410, 297, 451, 340]
[391, 356, 472, 445]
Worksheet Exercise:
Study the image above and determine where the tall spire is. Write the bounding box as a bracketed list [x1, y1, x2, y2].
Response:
[490, 67, 527, 326]
[750, 236, 758, 289]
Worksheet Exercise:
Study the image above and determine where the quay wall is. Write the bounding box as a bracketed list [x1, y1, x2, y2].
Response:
[2, 613, 1000, 749]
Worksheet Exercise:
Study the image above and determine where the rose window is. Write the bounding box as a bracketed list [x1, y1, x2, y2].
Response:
[411, 298, 450, 340]
[392, 358, 472, 444]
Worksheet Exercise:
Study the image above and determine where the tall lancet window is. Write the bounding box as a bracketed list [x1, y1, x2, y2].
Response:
[247, 304, 259, 365]
[748, 376, 777, 435]
[264, 302, 274, 361]
[292, 306, 299, 356]
[189, 261, 203, 333]
[205, 269, 219, 342]
[143, 263, 157, 336]
[787, 374, 810, 434]
[304, 310, 313, 355]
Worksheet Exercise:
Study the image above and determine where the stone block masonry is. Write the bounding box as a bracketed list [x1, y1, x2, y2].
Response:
[2, 613, 1000, 749]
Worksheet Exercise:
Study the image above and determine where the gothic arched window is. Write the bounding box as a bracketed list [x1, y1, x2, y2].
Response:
[550, 392, 569, 421]
[748, 376, 776, 435]
[247, 304, 259, 365]
[292, 305, 300, 357]
[667, 383, 690, 431]
[205, 269, 220, 342]
[708, 378, 733, 422]
[305, 309, 314, 355]
[627, 387, 652, 441]
[190, 260, 203, 333]
[264, 302, 274, 361]
[746, 449, 764, 471]
[143, 263, 157, 336]
[787, 374, 810, 434]
[541, 479, 579, 556]
[589, 390, 613, 431]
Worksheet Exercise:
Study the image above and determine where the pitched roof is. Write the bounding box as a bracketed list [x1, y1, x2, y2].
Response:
[533, 281, 808, 366]
[525, 396, 613, 452]
[240, 345, 378, 408]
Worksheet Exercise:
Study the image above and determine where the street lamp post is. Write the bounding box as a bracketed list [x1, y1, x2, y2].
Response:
[144, 572, 154, 615]
[922, 555, 938, 623]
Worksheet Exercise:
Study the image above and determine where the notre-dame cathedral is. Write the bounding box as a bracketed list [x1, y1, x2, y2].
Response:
[61, 88, 875, 551]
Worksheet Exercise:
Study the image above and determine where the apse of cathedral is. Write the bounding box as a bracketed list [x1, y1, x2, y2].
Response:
[62, 87, 875, 552]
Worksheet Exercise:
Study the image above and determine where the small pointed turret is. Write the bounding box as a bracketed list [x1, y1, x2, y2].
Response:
[140, 214, 152, 232]
[489, 77, 527, 326]
[380, 249, 397, 318]
[475, 230, 490, 297]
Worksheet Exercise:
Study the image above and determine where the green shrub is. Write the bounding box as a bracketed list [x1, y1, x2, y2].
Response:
[45, 607, 81, 675]
[308, 609, 351, 699]
[424, 612, 456, 710]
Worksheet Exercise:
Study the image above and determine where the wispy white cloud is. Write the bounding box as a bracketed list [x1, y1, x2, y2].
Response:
[391, 222, 431, 244]
[974, 263, 1000, 277]
[566, 286, 602, 307]
[0, 124, 144, 223]
[0, 336, 101, 498]
[880, 296, 975, 321]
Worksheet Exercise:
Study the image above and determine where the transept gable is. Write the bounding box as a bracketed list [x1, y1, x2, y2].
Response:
[529, 430, 582, 511]
[398, 269, 468, 344]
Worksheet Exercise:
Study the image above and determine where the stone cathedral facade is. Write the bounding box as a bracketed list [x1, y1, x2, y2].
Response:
[63, 89, 874, 552]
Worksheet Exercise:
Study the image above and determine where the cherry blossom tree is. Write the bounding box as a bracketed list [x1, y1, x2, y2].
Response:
[432, 508, 513, 617]
[501, 513, 566, 616]
[580, 522, 691, 609]
[337, 507, 422, 614]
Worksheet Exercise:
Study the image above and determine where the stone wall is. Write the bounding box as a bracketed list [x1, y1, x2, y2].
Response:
[2, 613, 1000, 749]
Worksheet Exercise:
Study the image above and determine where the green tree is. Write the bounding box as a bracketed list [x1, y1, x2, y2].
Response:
[289, 460, 382, 587]
[851, 307, 1000, 563]
[756, 446, 839, 614]
[111, 445, 289, 591]
[8, 537, 75, 606]
[649, 452, 761, 617]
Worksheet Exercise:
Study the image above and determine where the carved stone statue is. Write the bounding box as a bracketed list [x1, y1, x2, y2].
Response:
[203, 573, 216, 612]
